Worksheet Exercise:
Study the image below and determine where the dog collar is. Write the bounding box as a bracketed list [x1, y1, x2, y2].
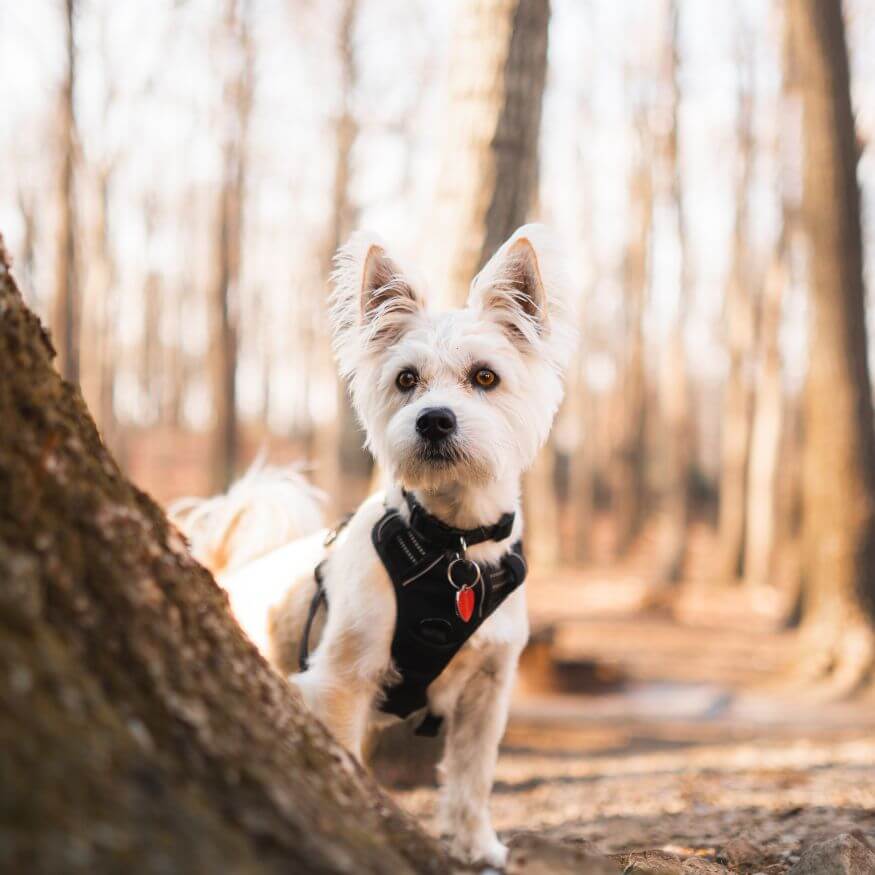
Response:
[401, 489, 515, 551]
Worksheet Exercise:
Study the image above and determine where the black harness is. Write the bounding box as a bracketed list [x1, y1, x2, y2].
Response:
[299, 491, 527, 736]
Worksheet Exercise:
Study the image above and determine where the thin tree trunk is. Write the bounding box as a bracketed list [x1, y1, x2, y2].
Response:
[208, 0, 253, 492]
[612, 118, 653, 557]
[15, 186, 38, 302]
[790, 0, 875, 695]
[744, 235, 789, 590]
[428, 0, 550, 306]
[0, 236, 446, 874]
[717, 35, 756, 582]
[744, 16, 802, 593]
[81, 164, 117, 444]
[329, 0, 373, 514]
[655, 0, 692, 588]
[52, 0, 79, 384]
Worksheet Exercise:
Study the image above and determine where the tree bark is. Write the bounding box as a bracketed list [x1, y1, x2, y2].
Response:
[208, 0, 252, 492]
[790, 0, 875, 694]
[52, 0, 80, 385]
[716, 34, 756, 583]
[427, 0, 550, 306]
[0, 237, 447, 873]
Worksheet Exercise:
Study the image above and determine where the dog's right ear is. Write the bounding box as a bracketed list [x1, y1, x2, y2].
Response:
[329, 232, 424, 376]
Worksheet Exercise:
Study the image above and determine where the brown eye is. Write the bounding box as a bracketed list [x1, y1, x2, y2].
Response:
[473, 368, 498, 389]
[396, 369, 418, 391]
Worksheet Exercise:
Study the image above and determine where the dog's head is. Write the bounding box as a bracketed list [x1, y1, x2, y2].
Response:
[329, 225, 576, 491]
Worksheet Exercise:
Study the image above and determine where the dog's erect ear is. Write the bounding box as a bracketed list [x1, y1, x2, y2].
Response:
[468, 224, 576, 370]
[330, 232, 424, 376]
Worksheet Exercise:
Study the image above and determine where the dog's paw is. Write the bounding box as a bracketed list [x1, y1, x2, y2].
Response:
[448, 833, 508, 870]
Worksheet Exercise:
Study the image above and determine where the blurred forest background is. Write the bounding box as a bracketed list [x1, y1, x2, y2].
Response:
[2, 0, 875, 706]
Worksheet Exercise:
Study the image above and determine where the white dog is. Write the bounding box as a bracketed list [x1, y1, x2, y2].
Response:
[178, 224, 575, 867]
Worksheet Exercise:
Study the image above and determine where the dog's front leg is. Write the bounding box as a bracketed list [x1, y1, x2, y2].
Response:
[291, 602, 393, 761]
[437, 644, 519, 868]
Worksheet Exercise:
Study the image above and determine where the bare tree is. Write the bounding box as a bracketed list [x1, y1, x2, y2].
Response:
[428, 0, 550, 306]
[329, 0, 373, 513]
[81, 161, 118, 443]
[208, 0, 254, 491]
[789, 0, 875, 694]
[612, 112, 653, 556]
[716, 25, 756, 582]
[0, 236, 447, 874]
[655, 0, 692, 587]
[744, 25, 801, 591]
[15, 186, 38, 301]
[52, 0, 80, 384]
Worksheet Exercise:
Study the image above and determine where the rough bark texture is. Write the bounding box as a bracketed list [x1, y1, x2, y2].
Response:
[52, 0, 79, 385]
[427, 0, 549, 306]
[791, 0, 875, 692]
[0, 239, 449, 873]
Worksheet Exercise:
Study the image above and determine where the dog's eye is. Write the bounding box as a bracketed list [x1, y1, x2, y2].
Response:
[396, 369, 418, 391]
[473, 368, 499, 390]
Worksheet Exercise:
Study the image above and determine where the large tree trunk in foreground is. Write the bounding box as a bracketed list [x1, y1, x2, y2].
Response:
[0, 240, 446, 873]
[790, 0, 875, 695]
[428, 0, 549, 306]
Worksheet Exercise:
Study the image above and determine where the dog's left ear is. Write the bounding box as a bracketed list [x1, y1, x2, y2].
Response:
[468, 224, 576, 370]
[330, 231, 425, 376]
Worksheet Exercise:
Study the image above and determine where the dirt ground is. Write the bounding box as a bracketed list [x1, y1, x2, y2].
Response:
[392, 567, 875, 873]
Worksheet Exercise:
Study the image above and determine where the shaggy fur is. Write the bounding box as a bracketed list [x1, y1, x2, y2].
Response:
[184, 225, 577, 867]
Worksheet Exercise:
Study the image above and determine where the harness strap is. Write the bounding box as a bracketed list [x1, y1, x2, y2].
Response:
[402, 489, 515, 550]
[298, 560, 327, 672]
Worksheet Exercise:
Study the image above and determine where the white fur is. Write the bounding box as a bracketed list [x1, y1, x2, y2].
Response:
[170, 456, 325, 576]
[188, 226, 577, 868]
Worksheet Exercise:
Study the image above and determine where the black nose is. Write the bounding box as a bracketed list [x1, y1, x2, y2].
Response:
[416, 407, 457, 442]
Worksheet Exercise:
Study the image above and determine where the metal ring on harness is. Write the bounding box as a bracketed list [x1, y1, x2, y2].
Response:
[446, 556, 481, 590]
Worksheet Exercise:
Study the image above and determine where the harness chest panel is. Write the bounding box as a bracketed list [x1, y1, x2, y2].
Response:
[371, 506, 527, 722]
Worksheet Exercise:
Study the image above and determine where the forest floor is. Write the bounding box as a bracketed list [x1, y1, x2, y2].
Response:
[393, 562, 875, 873]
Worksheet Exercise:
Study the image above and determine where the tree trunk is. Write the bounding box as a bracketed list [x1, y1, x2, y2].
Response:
[790, 0, 875, 695]
[0, 237, 447, 873]
[52, 0, 79, 385]
[612, 119, 652, 557]
[716, 35, 756, 583]
[743, 237, 788, 590]
[80, 164, 117, 447]
[744, 18, 802, 593]
[329, 0, 373, 514]
[208, 0, 253, 492]
[655, 0, 692, 588]
[15, 186, 38, 302]
[427, 0, 550, 306]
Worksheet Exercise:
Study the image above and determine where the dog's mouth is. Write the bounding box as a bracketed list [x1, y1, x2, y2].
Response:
[397, 440, 493, 488]
[417, 441, 460, 466]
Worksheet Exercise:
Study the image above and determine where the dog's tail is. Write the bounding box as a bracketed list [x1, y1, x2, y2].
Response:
[170, 455, 325, 578]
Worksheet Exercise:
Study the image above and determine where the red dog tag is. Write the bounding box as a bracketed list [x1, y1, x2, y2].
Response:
[456, 586, 475, 622]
